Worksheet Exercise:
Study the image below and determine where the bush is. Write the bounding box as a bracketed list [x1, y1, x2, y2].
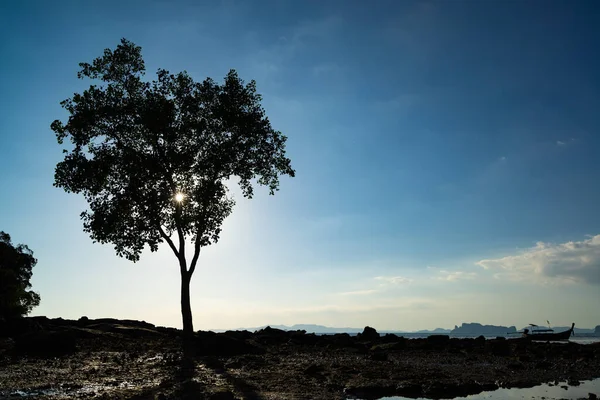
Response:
[0, 231, 40, 320]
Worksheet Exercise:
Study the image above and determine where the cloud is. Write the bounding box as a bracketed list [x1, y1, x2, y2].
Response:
[335, 275, 413, 296]
[556, 140, 566, 146]
[436, 270, 477, 282]
[477, 235, 600, 285]
[337, 289, 379, 296]
[374, 276, 413, 285]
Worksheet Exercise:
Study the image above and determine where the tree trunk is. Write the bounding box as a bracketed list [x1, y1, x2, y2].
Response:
[181, 271, 193, 334]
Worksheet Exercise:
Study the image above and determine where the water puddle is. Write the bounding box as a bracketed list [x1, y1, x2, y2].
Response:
[372, 378, 600, 400]
[0, 381, 140, 399]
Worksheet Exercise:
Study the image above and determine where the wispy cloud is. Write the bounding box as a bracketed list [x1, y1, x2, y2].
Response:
[435, 270, 477, 282]
[477, 235, 600, 285]
[375, 276, 413, 285]
[335, 275, 413, 296]
[337, 289, 379, 296]
[556, 140, 566, 146]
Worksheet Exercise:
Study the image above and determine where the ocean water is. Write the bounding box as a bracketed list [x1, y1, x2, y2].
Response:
[338, 332, 600, 344]
[369, 378, 600, 400]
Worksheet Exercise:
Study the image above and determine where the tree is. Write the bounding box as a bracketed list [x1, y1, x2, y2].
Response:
[51, 39, 295, 334]
[0, 231, 41, 320]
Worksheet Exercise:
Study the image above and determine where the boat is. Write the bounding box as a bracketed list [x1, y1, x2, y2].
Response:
[522, 323, 574, 341]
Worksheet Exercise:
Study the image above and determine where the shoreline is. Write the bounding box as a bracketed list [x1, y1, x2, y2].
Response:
[1, 317, 599, 399]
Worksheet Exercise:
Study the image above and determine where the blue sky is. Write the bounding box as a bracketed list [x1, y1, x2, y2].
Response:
[1, 0, 599, 330]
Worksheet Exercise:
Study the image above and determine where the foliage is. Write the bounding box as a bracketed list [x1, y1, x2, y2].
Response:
[0, 231, 41, 320]
[51, 38, 295, 332]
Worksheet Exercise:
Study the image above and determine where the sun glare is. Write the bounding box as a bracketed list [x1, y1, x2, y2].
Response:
[174, 192, 185, 202]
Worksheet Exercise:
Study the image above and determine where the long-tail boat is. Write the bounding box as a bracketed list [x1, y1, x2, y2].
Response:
[522, 323, 574, 341]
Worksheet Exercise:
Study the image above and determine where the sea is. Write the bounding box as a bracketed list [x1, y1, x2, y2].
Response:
[337, 331, 600, 344]
[365, 378, 600, 400]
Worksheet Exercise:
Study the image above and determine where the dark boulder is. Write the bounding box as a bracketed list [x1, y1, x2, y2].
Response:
[345, 384, 398, 399]
[488, 339, 511, 356]
[86, 318, 155, 330]
[254, 326, 290, 344]
[289, 331, 319, 346]
[357, 326, 379, 342]
[329, 333, 353, 347]
[427, 334, 450, 345]
[381, 333, 402, 343]
[221, 330, 253, 341]
[196, 331, 263, 356]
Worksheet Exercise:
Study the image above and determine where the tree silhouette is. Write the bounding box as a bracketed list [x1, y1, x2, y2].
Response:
[0, 231, 41, 320]
[51, 39, 295, 334]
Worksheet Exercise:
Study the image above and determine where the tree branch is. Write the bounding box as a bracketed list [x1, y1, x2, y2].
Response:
[158, 226, 179, 258]
[188, 234, 202, 277]
[175, 205, 187, 273]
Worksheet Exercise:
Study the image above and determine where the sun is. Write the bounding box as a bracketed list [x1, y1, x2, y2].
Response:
[174, 192, 185, 202]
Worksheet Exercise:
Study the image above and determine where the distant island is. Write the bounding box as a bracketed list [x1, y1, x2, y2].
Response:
[451, 323, 517, 335]
[215, 323, 599, 336]
[414, 328, 452, 334]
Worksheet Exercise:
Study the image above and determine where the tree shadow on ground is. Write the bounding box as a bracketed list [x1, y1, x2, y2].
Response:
[200, 355, 265, 400]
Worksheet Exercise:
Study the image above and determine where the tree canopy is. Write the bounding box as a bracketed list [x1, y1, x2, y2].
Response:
[0, 231, 41, 320]
[51, 38, 295, 332]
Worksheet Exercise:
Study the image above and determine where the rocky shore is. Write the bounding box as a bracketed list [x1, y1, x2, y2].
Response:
[1, 317, 599, 399]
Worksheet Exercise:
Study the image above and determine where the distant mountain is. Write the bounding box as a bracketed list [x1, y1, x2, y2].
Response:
[213, 323, 599, 335]
[214, 324, 454, 334]
[414, 328, 452, 334]
[452, 323, 517, 335]
[223, 324, 364, 334]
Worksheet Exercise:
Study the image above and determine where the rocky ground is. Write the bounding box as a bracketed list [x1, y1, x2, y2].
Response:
[0, 317, 599, 399]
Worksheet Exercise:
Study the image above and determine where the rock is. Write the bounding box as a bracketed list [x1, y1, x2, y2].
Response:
[15, 330, 76, 357]
[289, 331, 319, 346]
[329, 333, 353, 347]
[381, 333, 401, 343]
[396, 382, 424, 398]
[344, 384, 397, 399]
[196, 331, 263, 356]
[371, 341, 406, 352]
[221, 330, 253, 341]
[535, 360, 552, 370]
[304, 364, 325, 375]
[488, 339, 511, 356]
[507, 362, 525, 370]
[254, 326, 289, 344]
[588, 393, 597, 400]
[89, 318, 155, 329]
[427, 334, 450, 345]
[370, 351, 388, 361]
[357, 326, 379, 341]
[208, 390, 235, 400]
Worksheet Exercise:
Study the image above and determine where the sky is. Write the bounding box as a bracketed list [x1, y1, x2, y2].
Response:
[1, 0, 599, 331]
